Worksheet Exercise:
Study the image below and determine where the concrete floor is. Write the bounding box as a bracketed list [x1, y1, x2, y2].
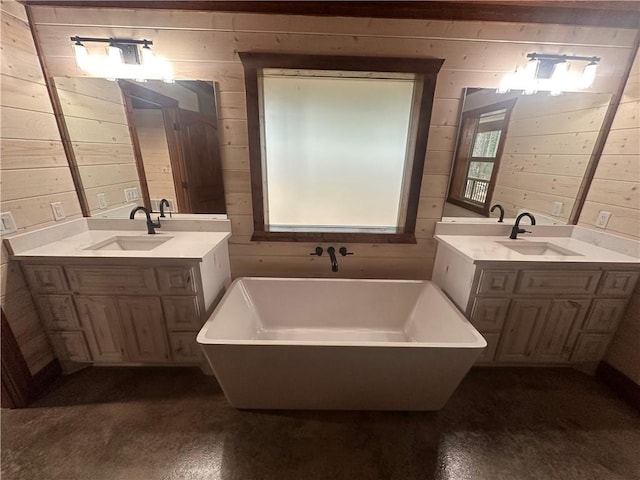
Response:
[2, 367, 639, 480]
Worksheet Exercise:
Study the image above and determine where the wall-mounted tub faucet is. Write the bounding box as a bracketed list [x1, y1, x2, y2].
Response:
[130, 206, 161, 234]
[159, 199, 171, 218]
[327, 247, 339, 272]
[490, 204, 505, 223]
[509, 212, 536, 240]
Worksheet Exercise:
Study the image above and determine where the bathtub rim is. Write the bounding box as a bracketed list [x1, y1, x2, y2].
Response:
[197, 277, 487, 349]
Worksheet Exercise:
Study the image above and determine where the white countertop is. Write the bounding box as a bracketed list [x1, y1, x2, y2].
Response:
[10, 229, 231, 261]
[435, 234, 639, 265]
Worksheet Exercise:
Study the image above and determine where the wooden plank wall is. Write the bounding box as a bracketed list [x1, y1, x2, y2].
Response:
[29, 6, 637, 280]
[580, 49, 640, 385]
[54, 77, 141, 214]
[132, 109, 176, 204]
[463, 89, 611, 222]
[0, 0, 81, 375]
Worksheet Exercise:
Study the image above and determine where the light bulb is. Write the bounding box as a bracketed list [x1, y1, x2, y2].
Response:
[141, 43, 154, 64]
[523, 59, 539, 80]
[107, 42, 123, 65]
[580, 62, 598, 89]
[72, 42, 89, 71]
[549, 61, 568, 96]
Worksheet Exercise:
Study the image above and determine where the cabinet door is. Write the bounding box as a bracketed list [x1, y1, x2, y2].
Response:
[162, 296, 201, 332]
[48, 331, 92, 363]
[118, 297, 169, 362]
[496, 300, 549, 362]
[583, 299, 628, 332]
[470, 298, 509, 331]
[571, 333, 611, 363]
[534, 299, 589, 363]
[75, 296, 126, 363]
[34, 295, 80, 330]
[169, 333, 203, 363]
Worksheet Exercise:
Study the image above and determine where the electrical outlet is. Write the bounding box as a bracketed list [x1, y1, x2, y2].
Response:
[97, 193, 107, 209]
[0, 212, 17, 234]
[124, 188, 139, 202]
[50, 202, 66, 221]
[551, 202, 563, 216]
[595, 211, 611, 229]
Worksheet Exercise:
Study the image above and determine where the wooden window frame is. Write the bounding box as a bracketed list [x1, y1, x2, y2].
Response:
[447, 97, 517, 217]
[239, 52, 444, 244]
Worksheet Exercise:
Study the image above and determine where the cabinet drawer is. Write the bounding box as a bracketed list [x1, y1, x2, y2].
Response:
[476, 332, 500, 363]
[66, 266, 157, 293]
[48, 331, 92, 363]
[476, 271, 516, 295]
[583, 299, 627, 332]
[169, 333, 203, 363]
[23, 265, 68, 293]
[598, 271, 639, 297]
[516, 270, 601, 295]
[571, 333, 611, 363]
[163, 296, 201, 332]
[470, 298, 509, 331]
[34, 295, 80, 330]
[157, 267, 197, 294]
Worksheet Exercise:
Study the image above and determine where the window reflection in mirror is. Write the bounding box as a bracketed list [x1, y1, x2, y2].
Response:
[444, 88, 612, 224]
[52, 78, 225, 217]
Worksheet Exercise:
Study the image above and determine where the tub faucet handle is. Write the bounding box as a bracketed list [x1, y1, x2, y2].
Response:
[309, 246, 323, 256]
[339, 247, 353, 256]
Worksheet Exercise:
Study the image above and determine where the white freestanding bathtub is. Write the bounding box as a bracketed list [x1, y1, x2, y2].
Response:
[197, 278, 486, 411]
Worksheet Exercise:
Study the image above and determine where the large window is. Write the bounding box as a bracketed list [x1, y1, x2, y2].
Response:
[447, 98, 516, 216]
[240, 53, 443, 243]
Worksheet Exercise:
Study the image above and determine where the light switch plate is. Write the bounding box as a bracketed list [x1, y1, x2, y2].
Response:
[551, 202, 563, 216]
[124, 188, 139, 202]
[0, 212, 17, 234]
[97, 193, 107, 209]
[595, 211, 611, 229]
[50, 202, 66, 221]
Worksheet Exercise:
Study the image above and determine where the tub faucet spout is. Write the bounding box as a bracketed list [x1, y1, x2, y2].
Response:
[327, 246, 339, 272]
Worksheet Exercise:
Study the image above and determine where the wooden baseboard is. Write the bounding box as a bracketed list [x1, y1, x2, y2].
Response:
[597, 361, 640, 412]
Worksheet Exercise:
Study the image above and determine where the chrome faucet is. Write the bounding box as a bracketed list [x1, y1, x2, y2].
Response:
[490, 204, 505, 223]
[159, 199, 171, 218]
[130, 206, 161, 234]
[327, 247, 339, 272]
[509, 212, 536, 239]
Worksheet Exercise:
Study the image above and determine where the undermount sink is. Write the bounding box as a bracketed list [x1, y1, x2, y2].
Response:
[496, 241, 582, 257]
[84, 236, 172, 251]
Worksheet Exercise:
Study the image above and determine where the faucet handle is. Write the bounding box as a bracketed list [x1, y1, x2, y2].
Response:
[339, 247, 353, 256]
[309, 246, 323, 256]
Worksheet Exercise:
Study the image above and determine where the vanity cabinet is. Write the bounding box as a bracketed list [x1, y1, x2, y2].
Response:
[25, 254, 230, 372]
[435, 252, 638, 367]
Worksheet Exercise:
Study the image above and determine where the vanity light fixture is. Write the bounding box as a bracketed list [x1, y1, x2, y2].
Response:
[70, 36, 174, 83]
[497, 53, 600, 95]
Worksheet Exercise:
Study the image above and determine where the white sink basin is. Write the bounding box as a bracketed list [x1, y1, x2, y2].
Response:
[496, 241, 582, 256]
[84, 236, 172, 251]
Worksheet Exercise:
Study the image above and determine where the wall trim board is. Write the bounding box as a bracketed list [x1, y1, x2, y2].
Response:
[25, 6, 91, 217]
[597, 361, 640, 412]
[20, 1, 640, 29]
[569, 32, 640, 224]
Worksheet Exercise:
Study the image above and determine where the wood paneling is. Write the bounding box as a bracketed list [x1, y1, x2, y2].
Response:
[54, 77, 141, 214]
[1, 0, 81, 375]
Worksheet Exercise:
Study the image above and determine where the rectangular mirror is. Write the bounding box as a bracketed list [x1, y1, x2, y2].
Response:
[53, 78, 226, 217]
[444, 88, 612, 224]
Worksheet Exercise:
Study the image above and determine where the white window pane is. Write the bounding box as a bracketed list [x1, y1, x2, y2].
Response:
[262, 75, 414, 229]
[471, 130, 502, 158]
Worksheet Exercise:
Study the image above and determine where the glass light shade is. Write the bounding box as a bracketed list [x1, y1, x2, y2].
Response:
[141, 45, 154, 64]
[107, 44, 123, 65]
[580, 62, 598, 89]
[523, 59, 539, 79]
[72, 43, 89, 71]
